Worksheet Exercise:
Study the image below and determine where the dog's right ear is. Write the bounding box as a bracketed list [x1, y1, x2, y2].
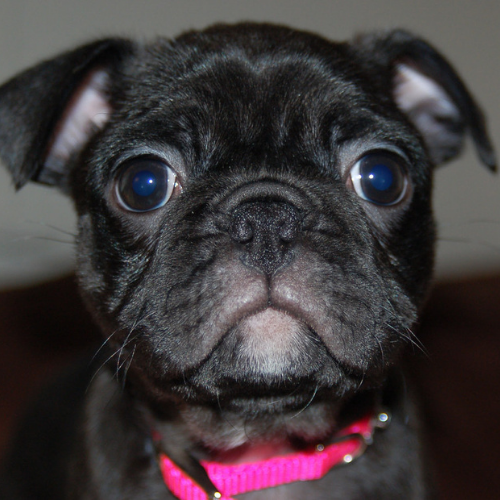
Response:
[0, 39, 133, 189]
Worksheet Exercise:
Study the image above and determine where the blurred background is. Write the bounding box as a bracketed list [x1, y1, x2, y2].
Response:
[0, 2, 499, 500]
[0, 0, 499, 288]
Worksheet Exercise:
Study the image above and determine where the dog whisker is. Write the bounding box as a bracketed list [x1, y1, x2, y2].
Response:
[86, 328, 124, 391]
[386, 323, 429, 357]
[371, 332, 386, 367]
[21, 220, 77, 237]
[1, 233, 74, 246]
[405, 328, 429, 358]
[439, 218, 500, 228]
[92, 328, 122, 362]
[398, 328, 428, 357]
[356, 372, 366, 391]
[34, 236, 75, 245]
[88, 323, 145, 390]
[112, 333, 143, 381]
[438, 236, 500, 255]
[114, 325, 143, 374]
[116, 327, 138, 372]
[290, 384, 319, 420]
[87, 350, 122, 392]
[119, 345, 137, 390]
[215, 393, 241, 435]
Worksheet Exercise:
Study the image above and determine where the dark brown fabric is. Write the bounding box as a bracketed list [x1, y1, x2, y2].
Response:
[0, 276, 100, 461]
[0, 274, 499, 499]
[408, 275, 500, 500]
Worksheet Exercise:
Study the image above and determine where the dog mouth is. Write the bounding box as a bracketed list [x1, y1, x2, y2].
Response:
[178, 301, 334, 396]
[191, 256, 343, 387]
[227, 307, 322, 376]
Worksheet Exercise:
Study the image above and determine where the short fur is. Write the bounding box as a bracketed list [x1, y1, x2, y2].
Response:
[0, 23, 495, 499]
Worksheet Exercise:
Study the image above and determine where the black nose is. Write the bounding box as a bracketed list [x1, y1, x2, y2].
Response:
[229, 200, 300, 275]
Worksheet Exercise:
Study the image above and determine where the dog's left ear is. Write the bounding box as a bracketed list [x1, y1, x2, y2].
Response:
[355, 30, 496, 170]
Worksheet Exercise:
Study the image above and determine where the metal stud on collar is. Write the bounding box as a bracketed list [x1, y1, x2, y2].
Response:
[375, 410, 392, 429]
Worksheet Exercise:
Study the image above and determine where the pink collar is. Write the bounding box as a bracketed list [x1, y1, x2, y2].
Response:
[157, 411, 390, 500]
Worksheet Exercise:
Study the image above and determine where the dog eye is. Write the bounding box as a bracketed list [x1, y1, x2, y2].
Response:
[116, 158, 179, 212]
[349, 152, 408, 206]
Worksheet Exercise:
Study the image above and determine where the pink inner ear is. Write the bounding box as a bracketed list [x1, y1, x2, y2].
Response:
[393, 63, 459, 121]
[45, 68, 111, 170]
[393, 63, 466, 164]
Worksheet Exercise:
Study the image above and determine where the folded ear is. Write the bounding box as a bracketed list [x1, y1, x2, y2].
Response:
[0, 38, 133, 189]
[355, 30, 496, 170]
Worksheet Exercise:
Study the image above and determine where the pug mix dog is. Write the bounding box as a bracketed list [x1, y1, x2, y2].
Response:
[0, 23, 495, 499]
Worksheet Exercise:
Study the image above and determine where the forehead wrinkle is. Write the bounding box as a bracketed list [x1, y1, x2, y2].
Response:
[171, 57, 363, 165]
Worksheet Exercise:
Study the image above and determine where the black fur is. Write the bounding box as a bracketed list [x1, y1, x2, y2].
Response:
[0, 23, 495, 499]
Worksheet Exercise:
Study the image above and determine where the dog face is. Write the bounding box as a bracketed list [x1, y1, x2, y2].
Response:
[0, 24, 494, 447]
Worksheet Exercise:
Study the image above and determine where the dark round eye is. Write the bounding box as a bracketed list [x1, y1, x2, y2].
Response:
[116, 158, 178, 212]
[350, 152, 408, 206]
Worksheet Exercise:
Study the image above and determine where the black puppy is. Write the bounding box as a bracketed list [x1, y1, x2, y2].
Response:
[0, 23, 495, 499]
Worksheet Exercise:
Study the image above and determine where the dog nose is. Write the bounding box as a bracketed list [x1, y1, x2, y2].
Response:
[229, 200, 300, 275]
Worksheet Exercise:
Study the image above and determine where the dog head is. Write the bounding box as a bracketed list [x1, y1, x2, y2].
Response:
[0, 24, 495, 446]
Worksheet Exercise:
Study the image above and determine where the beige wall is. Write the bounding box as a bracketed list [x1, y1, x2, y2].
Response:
[0, 0, 499, 287]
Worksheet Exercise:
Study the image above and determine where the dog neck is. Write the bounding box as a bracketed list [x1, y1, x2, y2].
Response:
[153, 410, 390, 500]
[141, 386, 391, 499]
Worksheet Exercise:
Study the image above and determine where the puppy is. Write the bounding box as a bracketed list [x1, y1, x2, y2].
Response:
[0, 23, 495, 499]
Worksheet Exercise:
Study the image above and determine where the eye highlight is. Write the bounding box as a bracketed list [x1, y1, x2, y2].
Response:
[349, 152, 408, 206]
[116, 157, 180, 212]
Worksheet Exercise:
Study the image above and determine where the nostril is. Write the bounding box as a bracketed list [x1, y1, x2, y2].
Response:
[230, 214, 254, 243]
[278, 211, 299, 243]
